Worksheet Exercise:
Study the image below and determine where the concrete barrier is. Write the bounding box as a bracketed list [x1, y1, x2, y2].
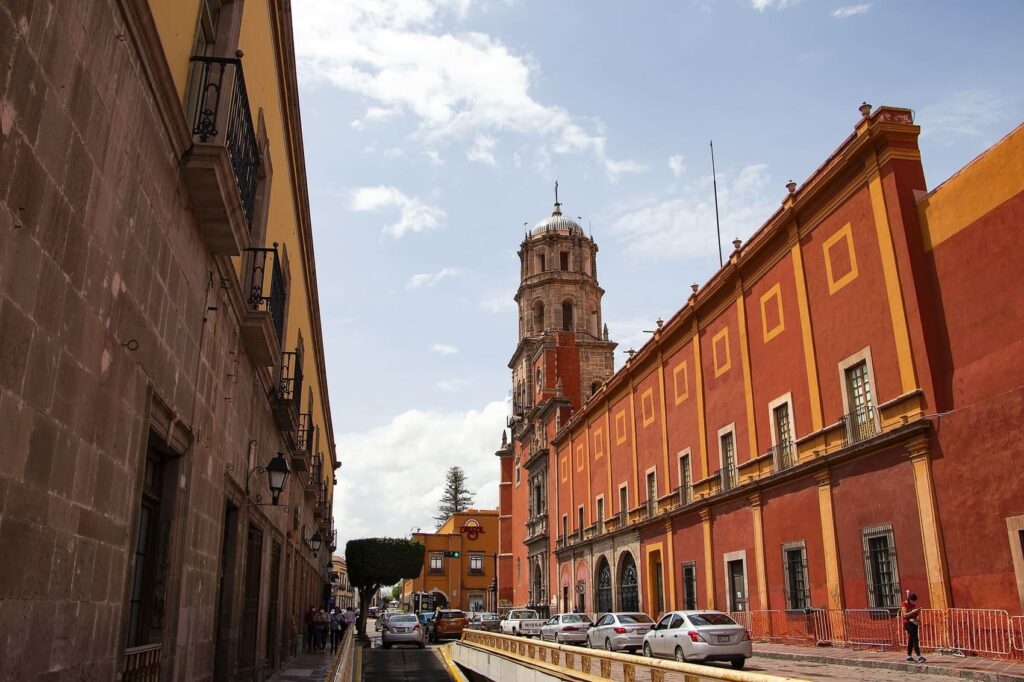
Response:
[452, 630, 812, 682]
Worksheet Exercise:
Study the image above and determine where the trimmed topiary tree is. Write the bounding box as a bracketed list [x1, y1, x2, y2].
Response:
[346, 537, 425, 641]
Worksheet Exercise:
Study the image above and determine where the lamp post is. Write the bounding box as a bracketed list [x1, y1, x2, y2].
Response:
[265, 452, 290, 505]
[309, 530, 323, 558]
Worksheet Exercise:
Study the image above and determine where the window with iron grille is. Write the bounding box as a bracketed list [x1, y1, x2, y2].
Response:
[720, 432, 737, 488]
[429, 553, 444, 575]
[862, 524, 900, 608]
[646, 471, 657, 516]
[678, 453, 692, 504]
[577, 506, 584, 537]
[773, 403, 794, 469]
[562, 515, 568, 541]
[619, 485, 629, 522]
[782, 541, 810, 610]
[845, 360, 877, 442]
[681, 561, 697, 610]
[596, 497, 604, 533]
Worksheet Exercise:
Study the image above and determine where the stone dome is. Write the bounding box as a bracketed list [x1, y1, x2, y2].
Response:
[531, 203, 583, 236]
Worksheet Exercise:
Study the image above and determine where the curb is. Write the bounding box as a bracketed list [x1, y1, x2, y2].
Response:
[753, 650, 1024, 682]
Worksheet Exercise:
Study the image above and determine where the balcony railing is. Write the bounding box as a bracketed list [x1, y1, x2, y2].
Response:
[309, 454, 322, 487]
[525, 515, 548, 541]
[295, 412, 314, 452]
[189, 56, 260, 231]
[242, 246, 285, 343]
[122, 644, 161, 681]
[678, 485, 692, 507]
[720, 465, 737, 492]
[769, 440, 796, 472]
[842, 405, 880, 446]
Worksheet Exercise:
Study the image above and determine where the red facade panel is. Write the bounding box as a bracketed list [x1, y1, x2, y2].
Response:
[663, 339, 704, 484]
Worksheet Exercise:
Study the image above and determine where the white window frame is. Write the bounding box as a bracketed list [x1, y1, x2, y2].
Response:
[722, 549, 749, 613]
[644, 466, 658, 516]
[677, 448, 693, 505]
[767, 393, 796, 468]
[837, 346, 878, 417]
[781, 540, 810, 610]
[595, 494, 605, 533]
[717, 423, 738, 488]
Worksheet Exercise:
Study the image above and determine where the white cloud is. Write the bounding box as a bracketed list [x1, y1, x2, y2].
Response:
[831, 4, 870, 18]
[407, 267, 461, 289]
[437, 378, 471, 392]
[431, 343, 459, 355]
[467, 133, 497, 165]
[350, 185, 446, 237]
[479, 289, 516, 314]
[332, 401, 505, 549]
[424, 150, 444, 165]
[750, 0, 798, 10]
[609, 163, 777, 261]
[668, 154, 686, 178]
[292, 0, 640, 180]
[917, 90, 1014, 143]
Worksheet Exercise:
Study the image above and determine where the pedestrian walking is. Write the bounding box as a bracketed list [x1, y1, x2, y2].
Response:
[305, 605, 317, 653]
[902, 591, 926, 663]
[342, 605, 357, 636]
[330, 608, 343, 654]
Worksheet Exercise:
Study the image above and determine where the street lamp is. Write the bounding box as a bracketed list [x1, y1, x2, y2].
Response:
[309, 530, 323, 557]
[265, 452, 290, 505]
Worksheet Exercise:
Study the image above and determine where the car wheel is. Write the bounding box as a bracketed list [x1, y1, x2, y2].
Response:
[730, 658, 746, 670]
[643, 642, 653, 658]
[674, 646, 686, 663]
[512, 628, 519, 637]
[604, 637, 612, 651]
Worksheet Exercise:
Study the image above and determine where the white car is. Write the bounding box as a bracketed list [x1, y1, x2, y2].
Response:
[499, 609, 545, 637]
[586, 612, 654, 652]
[642, 610, 752, 669]
[539, 613, 593, 644]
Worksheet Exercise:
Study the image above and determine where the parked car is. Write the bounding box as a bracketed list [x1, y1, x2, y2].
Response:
[642, 610, 752, 669]
[375, 610, 400, 632]
[467, 612, 502, 632]
[586, 612, 655, 652]
[499, 608, 545, 637]
[418, 612, 433, 628]
[428, 610, 469, 642]
[381, 613, 425, 649]
[540, 613, 593, 645]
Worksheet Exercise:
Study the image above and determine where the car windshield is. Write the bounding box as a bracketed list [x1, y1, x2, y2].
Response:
[391, 615, 417, 623]
[618, 614, 655, 624]
[481, 614, 500, 620]
[510, 611, 538, 619]
[439, 611, 465, 619]
[688, 613, 737, 626]
[562, 614, 593, 623]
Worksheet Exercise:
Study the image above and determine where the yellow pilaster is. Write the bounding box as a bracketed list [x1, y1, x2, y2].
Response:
[736, 293, 759, 461]
[790, 242, 823, 432]
[699, 506, 715, 609]
[657, 354, 671, 495]
[664, 518, 677, 611]
[584, 431, 592, 523]
[628, 382, 641, 507]
[907, 435, 951, 610]
[693, 336, 709, 478]
[865, 157, 918, 394]
[604, 410, 613, 509]
[815, 470, 844, 609]
[749, 492, 769, 610]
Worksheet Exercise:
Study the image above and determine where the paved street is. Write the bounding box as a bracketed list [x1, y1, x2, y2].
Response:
[362, 618, 453, 682]
[738, 657, 973, 681]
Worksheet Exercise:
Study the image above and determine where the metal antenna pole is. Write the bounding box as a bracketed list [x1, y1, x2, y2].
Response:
[711, 141, 723, 267]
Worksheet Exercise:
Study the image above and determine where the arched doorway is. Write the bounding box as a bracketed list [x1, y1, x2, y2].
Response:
[618, 553, 639, 612]
[532, 563, 543, 607]
[595, 557, 613, 614]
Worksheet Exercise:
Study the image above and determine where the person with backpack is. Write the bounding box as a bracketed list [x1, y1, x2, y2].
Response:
[329, 608, 344, 654]
[313, 606, 330, 653]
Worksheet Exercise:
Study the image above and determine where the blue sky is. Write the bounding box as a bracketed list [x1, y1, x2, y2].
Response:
[292, 0, 1024, 547]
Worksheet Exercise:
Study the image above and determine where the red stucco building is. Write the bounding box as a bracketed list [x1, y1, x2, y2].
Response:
[496, 106, 1024, 625]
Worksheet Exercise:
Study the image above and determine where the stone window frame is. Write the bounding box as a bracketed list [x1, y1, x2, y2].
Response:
[781, 540, 811, 610]
[722, 549, 749, 613]
[837, 346, 877, 417]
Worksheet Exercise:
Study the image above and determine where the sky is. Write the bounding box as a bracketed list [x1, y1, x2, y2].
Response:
[291, 0, 1024, 550]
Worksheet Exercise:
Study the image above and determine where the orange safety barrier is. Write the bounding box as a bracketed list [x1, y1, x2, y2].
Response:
[842, 609, 899, 649]
[729, 610, 781, 642]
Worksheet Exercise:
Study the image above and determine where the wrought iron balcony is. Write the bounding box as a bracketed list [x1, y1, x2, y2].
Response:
[182, 56, 261, 255]
[720, 465, 738, 492]
[678, 484, 692, 507]
[305, 453, 322, 498]
[239, 246, 285, 366]
[525, 514, 548, 541]
[769, 440, 796, 472]
[271, 349, 303, 432]
[842, 405, 880, 446]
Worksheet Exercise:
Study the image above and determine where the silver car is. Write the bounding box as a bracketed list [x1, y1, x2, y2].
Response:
[540, 613, 593, 645]
[642, 610, 752, 669]
[586, 612, 655, 652]
[381, 613, 425, 649]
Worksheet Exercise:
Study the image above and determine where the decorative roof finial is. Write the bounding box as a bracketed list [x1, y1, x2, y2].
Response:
[553, 180, 561, 214]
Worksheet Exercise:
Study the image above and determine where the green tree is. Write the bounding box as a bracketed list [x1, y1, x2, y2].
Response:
[346, 538, 425, 640]
[390, 584, 401, 603]
[434, 465, 475, 527]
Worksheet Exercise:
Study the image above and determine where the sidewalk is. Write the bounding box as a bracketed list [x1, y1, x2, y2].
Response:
[754, 643, 1024, 682]
[267, 651, 337, 681]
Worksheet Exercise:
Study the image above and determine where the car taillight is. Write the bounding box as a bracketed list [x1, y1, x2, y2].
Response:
[687, 630, 701, 642]
[613, 627, 627, 634]
[413, 624, 420, 631]
[562, 625, 578, 632]
[743, 629, 751, 641]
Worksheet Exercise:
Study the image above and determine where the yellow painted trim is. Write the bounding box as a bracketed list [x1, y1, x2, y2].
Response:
[759, 282, 786, 343]
[664, 521, 677, 611]
[672, 360, 689, 404]
[628, 388, 640, 508]
[907, 439, 951, 610]
[593, 426, 604, 460]
[640, 387, 656, 427]
[815, 472, 844, 610]
[560, 455, 568, 483]
[657, 363, 671, 494]
[791, 244, 824, 432]
[645, 541, 666, 614]
[736, 296, 758, 460]
[693, 339, 709, 479]
[439, 643, 470, 682]
[919, 123, 1024, 250]
[822, 222, 859, 294]
[867, 170, 919, 394]
[750, 495, 769, 610]
[700, 508, 715, 609]
[615, 410, 627, 445]
[712, 327, 732, 377]
[584, 435, 592, 524]
[604, 411, 613, 509]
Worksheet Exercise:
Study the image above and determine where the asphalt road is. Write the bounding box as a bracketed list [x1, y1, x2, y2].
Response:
[362, 618, 452, 682]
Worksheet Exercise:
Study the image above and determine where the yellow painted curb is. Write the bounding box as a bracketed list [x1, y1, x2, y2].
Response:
[439, 643, 469, 682]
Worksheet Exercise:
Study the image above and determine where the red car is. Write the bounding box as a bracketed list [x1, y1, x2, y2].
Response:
[428, 610, 469, 642]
